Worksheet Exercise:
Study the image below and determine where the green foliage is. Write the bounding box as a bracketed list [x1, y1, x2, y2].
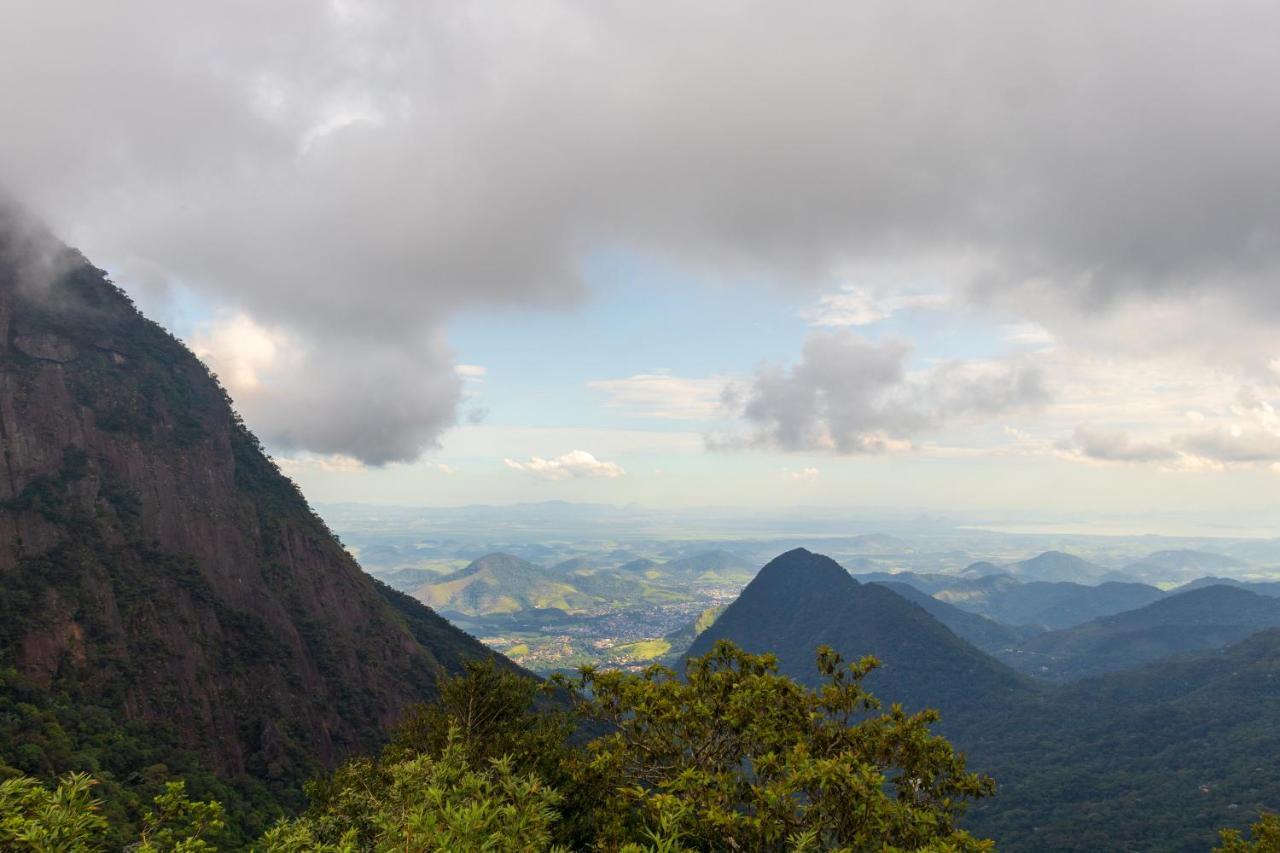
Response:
[1216, 814, 1280, 852]
[0, 772, 108, 851]
[2, 643, 993, 851]
[0, 774, 225, 852]
[0, 665, 286, 848]
[264, 733, 564, 852]
[556, 640, 994, 852]
[962, 629, 1280, 851]
[135, 781, 228, 852]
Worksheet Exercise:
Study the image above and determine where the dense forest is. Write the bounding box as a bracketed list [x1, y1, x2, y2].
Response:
[6, 642, 1279, 851]
[4, 642, 1000, 851]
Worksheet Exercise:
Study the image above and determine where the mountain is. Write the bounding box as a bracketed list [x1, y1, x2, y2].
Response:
[370, 566, 442, 592]
[998, 585, 1280, 682]
[1175, 576, 1280, 597]
[616, 557, 660, 577]
[685, 549, 1030, 714]
[959, 560, 1005, 578]
[551, 556, 595, 573]
[416, 553, 595, 615]
[1122, 549, 1249, 583]
[963, 629, 1280, 851]
[0, 210, 500, 781]
[850, 570, 957, 594]
[415, 552, 659, 616]
[935, 576, 1166, 629]
[1007, 550, 1109, 583]
[659, 549, 755, 581]
[872, 581, 1045, 654]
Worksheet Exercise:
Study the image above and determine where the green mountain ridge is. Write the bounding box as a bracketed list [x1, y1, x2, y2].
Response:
[997, 584, 1280, 682]
[872, 580, 1046, 654]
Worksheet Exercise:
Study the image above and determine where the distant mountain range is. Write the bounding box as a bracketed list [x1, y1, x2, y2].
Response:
[997, 584, 1280, 681]
[1175, 575, 1280, 597]
[414, 549, 754, 617]
[1121, 548, 1249, 581]
[677, 546, 1280, 851]
[917, 574, 1168, 629]
[872, 581, 1045, 654]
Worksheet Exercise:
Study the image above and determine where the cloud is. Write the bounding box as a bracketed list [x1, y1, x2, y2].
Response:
[503, 450, 625, 480]
[189, 312, 291, 393]
[1061, 386, 1280, 468]
[7, 1, 1280, 461]
[189, 313, 460, 465]
[1001, 323, 1056, 347]
[1067, 425, 1179, 463]
[1179, 427, 1280, 464]
[729, 331, 1048, 453]
[800, 286, 946, 327]
[789, 467, 820, 482]
[588, 373, 729, 420]
[276, 453, 368, 475]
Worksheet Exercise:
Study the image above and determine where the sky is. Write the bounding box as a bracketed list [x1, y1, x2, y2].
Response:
[4, 1, 1280, 531]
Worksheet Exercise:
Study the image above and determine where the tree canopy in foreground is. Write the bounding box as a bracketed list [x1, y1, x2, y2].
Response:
[1, 641, 998, 851]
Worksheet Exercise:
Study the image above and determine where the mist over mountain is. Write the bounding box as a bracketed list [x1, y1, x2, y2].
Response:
[873, 581, 1046, 655]
[933, 575, 1167, 629]
[1006, 550, 1111, 583]
[1176, 576, 1280, 597]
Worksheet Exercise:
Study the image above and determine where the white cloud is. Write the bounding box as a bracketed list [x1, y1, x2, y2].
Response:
[503, 450, 625, 481]
[727, 331, 1048, 454]
[189, 313, 292, 394]
[456, 364, 488, 379]
[799, 286, 947, 327]
[276, 453, 368, 475]
[789, 467, 820, 482]
[1001, 323, 1056, 347]
[588, 373, 729, 420]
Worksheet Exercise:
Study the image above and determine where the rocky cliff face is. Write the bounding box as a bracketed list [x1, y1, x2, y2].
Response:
[0, 207, 495, 778]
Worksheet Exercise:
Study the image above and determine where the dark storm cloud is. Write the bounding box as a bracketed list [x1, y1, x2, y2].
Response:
[3, 1, 1279, 460]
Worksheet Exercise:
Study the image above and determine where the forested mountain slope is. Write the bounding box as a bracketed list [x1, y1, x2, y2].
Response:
[998, 585, 1280, 681]
[0, 209, 502, 786]
[685, 548, 1031, 714]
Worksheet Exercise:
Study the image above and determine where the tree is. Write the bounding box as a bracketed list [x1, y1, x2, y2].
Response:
[0, 772, 108, 851]
[135, 781, 228, 852]
[0, 643, 998, 851]
[556, 640, 994, 851]
[1217, 814, 1280, 853]
[260, 730, 564, 852]
[0, 773, 225, 852]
